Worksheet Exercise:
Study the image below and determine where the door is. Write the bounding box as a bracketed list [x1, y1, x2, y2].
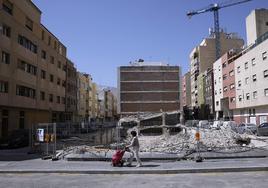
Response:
[1, 117, 8, 138]
[250, 116, 256, 124]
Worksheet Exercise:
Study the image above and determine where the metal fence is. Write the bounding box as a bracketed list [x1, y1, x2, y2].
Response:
[30, 122, 117, 156]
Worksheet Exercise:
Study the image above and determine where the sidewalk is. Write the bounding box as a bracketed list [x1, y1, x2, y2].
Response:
[65, 148, 268, 161]
[0, 157, 267, 174]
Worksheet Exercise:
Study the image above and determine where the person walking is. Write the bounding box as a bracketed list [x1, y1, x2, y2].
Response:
[126, 130, 142, 167]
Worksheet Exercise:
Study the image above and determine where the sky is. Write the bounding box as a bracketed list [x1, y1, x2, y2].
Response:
[32, 0, 268, 87]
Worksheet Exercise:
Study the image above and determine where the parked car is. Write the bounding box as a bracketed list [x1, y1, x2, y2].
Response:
[237, 123, 257, 134]
[212, 121, 223, 129]
[257, 122, 268, 136]
[198, 120, 210, 129]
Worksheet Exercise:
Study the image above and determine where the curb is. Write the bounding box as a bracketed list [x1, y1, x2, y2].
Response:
[65, 155, 268, 161]
[0, 166, 268, 174]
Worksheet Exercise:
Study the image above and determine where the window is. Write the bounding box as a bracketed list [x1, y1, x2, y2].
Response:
[230, 97, 236, 103]
[218, 66, 221, 71]
[223, 86, 227, 92]
[2, 0, 13, 15]
[223, 74, 227, 80]
[216, 101, 219, 106]
[252, 58, 256, 66]
[2, 24, 11, 38]
[49, 94, 53, 102]
[239, 95, 242, 101]
[16, 85, 36, 99]
[219, 89, 222, 94]
[57, 96, 60, 104]
[57, 78, 61, 85]
[62, 80, 66, 87]
[237, 66, 241, 73]
[41, 50, 46, 59]
[253, 91, 257, 99]
[222, 62, 227, 68]
[265, 88, 268, 97]
[264, 70, 268, 78]
[263, 51, 267, 60]
[252, 74, 257, 82]
[57, 61, 61, 69]
[62, 97, 65, 104]
[245, 62, 248, 69]
[18, 35, 37, 54]
[246, 93, 250, 100]
[19, 111, 25, 129]
[40, 91, 45, 101]
[41, 30, 45, 40]
[50, 74, 54, 82]
[230, 83, 235, 90]
[48, 36, 51, 46]
[0, 81, 8, 93]
[245, 77, 249, 85]
[25, 17, 33, 31]
[238, 80, 241, 87]
[54, 41, 57, 50]
[1, 51, 10, 64]
[50, 56, 54, 64]
[215, 90, 217, 95]
[41, 70, 46, 79]
[229, 70, 234, 77]
[17, 59, 37, 75]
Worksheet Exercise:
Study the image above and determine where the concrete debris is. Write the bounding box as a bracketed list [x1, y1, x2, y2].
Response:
[137, 126, 256, 153]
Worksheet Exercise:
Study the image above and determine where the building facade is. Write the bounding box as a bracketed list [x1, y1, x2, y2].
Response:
[233, 35, 268, 125]
[190, 31, 244, 108]
[182, 72, 191, 107]
[65, 59, 77, 121]
[118, 62, 181, 115]
[0, 0, 69, 137]
[246, 9, 268, 46]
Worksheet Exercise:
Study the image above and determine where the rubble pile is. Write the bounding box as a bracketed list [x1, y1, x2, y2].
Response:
[138, 127, 252, 153]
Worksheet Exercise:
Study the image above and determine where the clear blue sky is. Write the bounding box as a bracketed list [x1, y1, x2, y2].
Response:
[32, 0, 267, 87]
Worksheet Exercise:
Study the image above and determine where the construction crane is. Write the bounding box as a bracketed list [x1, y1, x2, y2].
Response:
[187, 0, 252, 60]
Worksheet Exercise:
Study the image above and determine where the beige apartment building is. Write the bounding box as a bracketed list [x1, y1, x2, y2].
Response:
[77, 73, 91, 122]
[182, 72, 191, 107]
[190, 31, 244, 108]
[91, 82, 98, 120]
[0, 0, 69, 137]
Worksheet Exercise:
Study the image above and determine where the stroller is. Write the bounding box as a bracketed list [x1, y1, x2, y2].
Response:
[111, 147, 129, 167]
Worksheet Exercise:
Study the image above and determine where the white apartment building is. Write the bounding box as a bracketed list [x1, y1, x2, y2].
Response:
[213, 58, 223, 119]
[233, 37, 268, 125]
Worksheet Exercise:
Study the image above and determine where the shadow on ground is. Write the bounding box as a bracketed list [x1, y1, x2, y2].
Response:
[0, 147, 41, 161]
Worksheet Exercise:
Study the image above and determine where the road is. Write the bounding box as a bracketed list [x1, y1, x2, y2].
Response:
[0, 172, 268, 188]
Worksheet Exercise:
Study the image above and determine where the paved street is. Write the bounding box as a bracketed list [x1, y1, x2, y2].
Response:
[0, 171, 268, 188]
[0, 157, 268, 173]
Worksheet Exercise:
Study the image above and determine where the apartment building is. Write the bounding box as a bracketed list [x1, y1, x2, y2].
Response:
[77, 73, 91, 122]
[118, 62, 181, 115]
[0, 0, 68, 137]
[233, 35, 268, 125]
[182, 72, 191, 107]
[246, 9, 268, 46]
[190, 31, 244, 108]
[213, 50, 242, 120]
[91, 82, 98, 121]
[204, 68, 214, 119]
[65, 59, 77, 121]
[214, 55, 225, 119]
